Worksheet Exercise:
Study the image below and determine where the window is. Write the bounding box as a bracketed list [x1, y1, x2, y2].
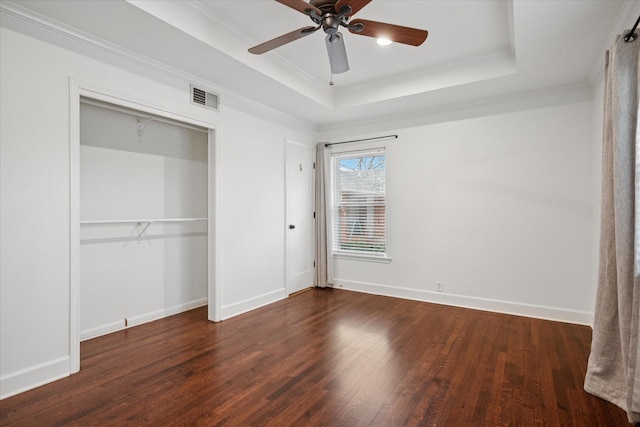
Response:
[330, 148, 387, 258]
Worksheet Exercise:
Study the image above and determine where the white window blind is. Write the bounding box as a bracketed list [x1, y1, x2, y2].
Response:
[330, 148, 386, 256]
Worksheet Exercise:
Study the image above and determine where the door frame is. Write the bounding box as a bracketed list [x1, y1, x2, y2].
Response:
[284, 139, 315, 295]
[69, 79, 220, 374]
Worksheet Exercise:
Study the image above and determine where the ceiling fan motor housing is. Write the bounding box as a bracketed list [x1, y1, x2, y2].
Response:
[323, 14, 340, 36]
[307, 1, 354, 39]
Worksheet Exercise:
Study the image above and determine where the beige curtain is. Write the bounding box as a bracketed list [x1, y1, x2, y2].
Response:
[584, 31, 640, 424]
[314, 143, 333, 288]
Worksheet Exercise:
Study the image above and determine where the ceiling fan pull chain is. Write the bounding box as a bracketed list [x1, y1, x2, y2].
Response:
[329, 41, 335, 86]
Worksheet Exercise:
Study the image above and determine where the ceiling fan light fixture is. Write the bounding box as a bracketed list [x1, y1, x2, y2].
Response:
[376, 37, 392, 46]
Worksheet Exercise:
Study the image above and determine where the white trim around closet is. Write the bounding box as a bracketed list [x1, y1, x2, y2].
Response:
[68, 78, 220, 375]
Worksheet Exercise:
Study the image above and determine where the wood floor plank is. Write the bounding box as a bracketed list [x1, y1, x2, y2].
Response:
[0, 288, 630, 426]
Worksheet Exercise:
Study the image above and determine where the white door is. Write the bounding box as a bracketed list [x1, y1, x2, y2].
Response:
[286, 141, 314, 294]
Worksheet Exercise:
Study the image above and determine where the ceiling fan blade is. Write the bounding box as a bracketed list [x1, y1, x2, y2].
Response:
[249, 26, 318, 54]
[349, 19, 428, 46]
[276, 0, 322, 16]
[325, 32, 349, 74]
[334, 0, 371, 16]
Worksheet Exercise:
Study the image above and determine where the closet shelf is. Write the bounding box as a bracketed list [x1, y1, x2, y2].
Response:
[80, 218, 208, 238]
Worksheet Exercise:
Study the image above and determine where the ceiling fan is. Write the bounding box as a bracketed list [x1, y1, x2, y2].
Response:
[248, 0, 428, 75]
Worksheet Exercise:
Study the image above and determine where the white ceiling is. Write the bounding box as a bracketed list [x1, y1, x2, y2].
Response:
[3, 0, 637, 130]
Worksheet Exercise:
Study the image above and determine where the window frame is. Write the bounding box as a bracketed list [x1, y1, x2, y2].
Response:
[329, 142, 392, 263]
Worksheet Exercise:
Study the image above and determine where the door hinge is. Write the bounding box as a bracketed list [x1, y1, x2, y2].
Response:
[313, 261, 316, 268]
[313, 211, 316, 219]
[313, 162, 316, 169]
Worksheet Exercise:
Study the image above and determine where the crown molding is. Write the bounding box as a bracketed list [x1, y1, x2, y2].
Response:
[0, 0, 317, 135]
[319, 82, 594, 138]
[174, 0, 321, 88]
[334, 47, 517, 109]
[126, 0, 331, 109]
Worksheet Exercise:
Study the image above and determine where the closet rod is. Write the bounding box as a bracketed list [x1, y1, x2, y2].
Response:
[80, 218, 208, 225]
[80, 98, 209, 134]
[324, 134, 397, 147]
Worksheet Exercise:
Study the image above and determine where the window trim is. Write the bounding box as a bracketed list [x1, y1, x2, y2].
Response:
[333, 252, 392, 263]
[329, 141, 392, 262]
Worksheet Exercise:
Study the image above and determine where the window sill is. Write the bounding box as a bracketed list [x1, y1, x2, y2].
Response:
[333, 253, 392, 263]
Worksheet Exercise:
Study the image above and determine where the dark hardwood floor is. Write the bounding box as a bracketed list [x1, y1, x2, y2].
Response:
[0, 288, 629, 426]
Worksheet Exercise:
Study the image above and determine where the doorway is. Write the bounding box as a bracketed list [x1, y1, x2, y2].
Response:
[69, 81, 219, 374]
[78, 98, 209, 341]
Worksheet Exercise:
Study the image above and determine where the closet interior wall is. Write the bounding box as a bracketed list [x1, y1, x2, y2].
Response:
[79, 100, 208, 341]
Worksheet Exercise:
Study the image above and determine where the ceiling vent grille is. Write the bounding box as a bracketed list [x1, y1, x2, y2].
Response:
[191, 85, 219, 112]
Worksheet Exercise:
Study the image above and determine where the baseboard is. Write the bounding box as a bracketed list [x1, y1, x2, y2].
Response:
[80, 297, 208, 341]
[334, 279, 594, 326]
[126, 298, 208, 329]
[80, 320, 124, 341]
[220, 288, 287, 320]
[0, 356, 70, 400]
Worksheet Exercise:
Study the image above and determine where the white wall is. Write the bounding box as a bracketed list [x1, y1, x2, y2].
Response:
[0, 25, 314, 399]
[79, 103, 209, 339]
[320, 100, 597, 324]
[216, 108, 289, 318]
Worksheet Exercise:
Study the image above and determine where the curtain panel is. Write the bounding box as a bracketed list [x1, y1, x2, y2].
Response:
[314, 143, 334, 288]
[584, 31, 640, 424]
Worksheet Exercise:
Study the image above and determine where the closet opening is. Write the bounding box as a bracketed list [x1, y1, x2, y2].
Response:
[71, 92, 217, 371]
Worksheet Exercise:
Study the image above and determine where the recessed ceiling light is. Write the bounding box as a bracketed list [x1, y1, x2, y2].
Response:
[377, 38, 392, 46]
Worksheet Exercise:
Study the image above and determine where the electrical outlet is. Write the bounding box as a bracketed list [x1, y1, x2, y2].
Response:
[436, 282, 444, 292]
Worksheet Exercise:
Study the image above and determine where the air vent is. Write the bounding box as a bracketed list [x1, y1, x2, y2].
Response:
[190, 85, 219, 112]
